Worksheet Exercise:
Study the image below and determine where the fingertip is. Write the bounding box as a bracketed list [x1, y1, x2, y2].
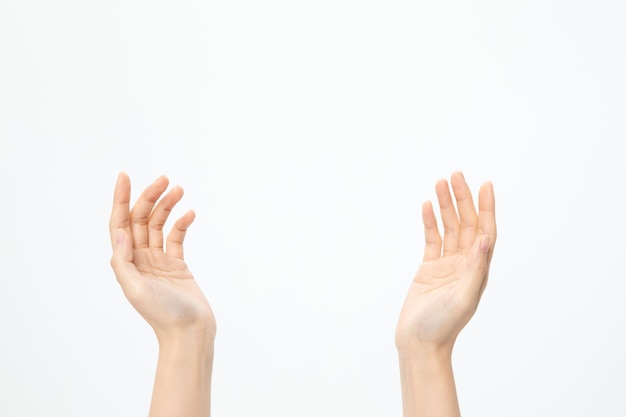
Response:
[154, 174, 170, 188]
[164, 185, 184, 202]
[478, 181, 496, 210]
[481, 180, 494, 193]
[175, 209, 196, 230]
[118, 171, 131, 187]
[436, 178, 448, 187]
[186, 209, 196, 223]
[435, 178, 449, 196]
[421, 200, 435, 222]
[149, 175, 170, 199]
[174, 184, 185, 196]
[113, 173, 131, 204]
[450, 170, 465, 183]
[451, 171, 474, 202]
[115, 171, 128, 184]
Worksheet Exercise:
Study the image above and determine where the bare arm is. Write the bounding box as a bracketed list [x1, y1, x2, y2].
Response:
[395, 171, 497, 417]
[109, 173, 216, 417]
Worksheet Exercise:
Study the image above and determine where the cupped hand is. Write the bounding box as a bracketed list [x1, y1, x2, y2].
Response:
[395, 172, 496, 354]
[109, 173, 216, 341]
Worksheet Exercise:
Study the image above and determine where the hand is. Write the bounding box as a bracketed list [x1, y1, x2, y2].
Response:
[395, 172, 496, 354]
[109, 173, 216, 342]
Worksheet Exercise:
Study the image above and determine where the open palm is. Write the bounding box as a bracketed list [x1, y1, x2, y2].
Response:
[109, 173, 215, 340]
[396, 172, 496, 352]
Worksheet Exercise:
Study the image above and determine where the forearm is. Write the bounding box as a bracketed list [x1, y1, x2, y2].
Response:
[149, 329, 215, 417]
[397, 346, 460, 417]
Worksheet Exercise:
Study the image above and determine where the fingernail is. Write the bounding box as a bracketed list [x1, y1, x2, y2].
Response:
[480, 235, 491, 252]
[115, 231, 126, 248]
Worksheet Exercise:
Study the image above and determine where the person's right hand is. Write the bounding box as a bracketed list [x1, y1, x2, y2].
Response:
[109, 173, 216, 342]
[395, 172, 496, 355]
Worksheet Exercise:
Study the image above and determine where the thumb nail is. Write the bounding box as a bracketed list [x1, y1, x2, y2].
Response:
[480, 235, 491, 253]
[115, 231, 126, 249]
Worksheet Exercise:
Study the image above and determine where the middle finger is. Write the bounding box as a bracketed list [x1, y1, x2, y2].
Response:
[450, 171, 478, 254]
[435, 178, 460, 256]
[147, 185, 184, 250]
[129, 176, 169, 249]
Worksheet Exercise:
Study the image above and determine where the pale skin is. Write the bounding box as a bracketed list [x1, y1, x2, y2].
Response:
[396, 171, 497, 417]
[109, 173, 215, 417]
[109, 171, 495, 417]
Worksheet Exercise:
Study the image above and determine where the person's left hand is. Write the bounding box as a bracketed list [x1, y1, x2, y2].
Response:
[109, 173, 216, 343]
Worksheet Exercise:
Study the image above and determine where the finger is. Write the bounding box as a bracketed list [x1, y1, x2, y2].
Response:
[166, 210, 196, 260]
[435, 178, 460, 256]
[450, 171, 478, 254]
[110, 230, 140, 295]
[457, 182, 496, 303]
[477, 181, 497, 266]
[476, 181, 496, 300]
[109, 172, 132, 249]
[422, 201, 442, 261]
[129, 176, 169, 249]
[461, 234, 491, 298]
[148, 185, 184, 250]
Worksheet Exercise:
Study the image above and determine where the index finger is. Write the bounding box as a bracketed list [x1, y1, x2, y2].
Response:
[477, 181, 497, 247]
[109, 172, 132, 248]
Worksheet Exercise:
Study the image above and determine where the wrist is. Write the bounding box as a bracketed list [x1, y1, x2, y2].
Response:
[150, 325, 214, 417]
[395, 325, 458, 358]
[396, 342, 460, 417]
[396, 339, 454, 363]
[156, 324, 216, 357]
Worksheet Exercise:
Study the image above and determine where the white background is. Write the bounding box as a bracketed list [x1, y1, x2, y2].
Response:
[1, 0, 625, 416]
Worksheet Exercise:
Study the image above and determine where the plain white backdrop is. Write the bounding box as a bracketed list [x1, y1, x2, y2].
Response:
[1, 0, 625, 416]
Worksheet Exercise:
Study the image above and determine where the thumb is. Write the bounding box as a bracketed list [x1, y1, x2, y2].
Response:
[464, 235, 491, 296]
[110, 230, 137, 289]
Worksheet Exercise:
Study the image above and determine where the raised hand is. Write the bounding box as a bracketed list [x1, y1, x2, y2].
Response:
[109, 173, 216, 342]
[395, 171, 496, 354]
